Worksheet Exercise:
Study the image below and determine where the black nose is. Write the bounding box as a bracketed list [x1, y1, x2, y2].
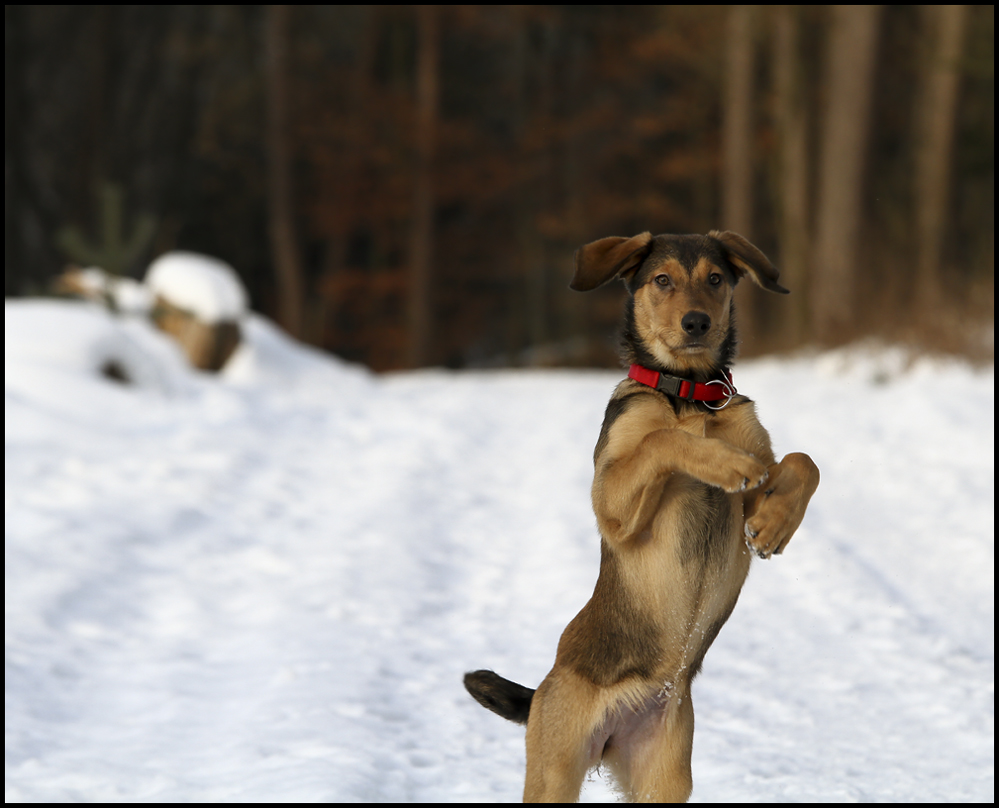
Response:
[681, 311, 711, 336]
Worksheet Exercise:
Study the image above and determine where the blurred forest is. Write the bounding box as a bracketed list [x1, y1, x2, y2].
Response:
[5, 5, 994, 370]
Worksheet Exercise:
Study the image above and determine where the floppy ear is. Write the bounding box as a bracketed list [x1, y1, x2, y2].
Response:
[570, 232, 653, 291]
[708, 230, 789, 294]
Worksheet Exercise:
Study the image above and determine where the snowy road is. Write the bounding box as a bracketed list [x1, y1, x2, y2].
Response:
[5, 300, 994, 801]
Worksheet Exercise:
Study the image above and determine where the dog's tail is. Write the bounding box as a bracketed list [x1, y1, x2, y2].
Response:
[463, 670, 535, 725]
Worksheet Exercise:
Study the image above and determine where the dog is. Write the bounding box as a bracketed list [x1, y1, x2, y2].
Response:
[464, 230, 820, 802]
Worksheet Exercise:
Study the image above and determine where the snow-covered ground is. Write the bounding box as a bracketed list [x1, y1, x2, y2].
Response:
[5, 299, 994, 802]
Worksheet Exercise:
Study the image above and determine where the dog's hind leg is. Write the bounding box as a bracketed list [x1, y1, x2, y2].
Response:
[522, 676, 606, 802]
[602, 687, 695, 803]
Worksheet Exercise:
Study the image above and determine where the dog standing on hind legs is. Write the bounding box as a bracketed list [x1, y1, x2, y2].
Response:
[464, 230, 820, 802]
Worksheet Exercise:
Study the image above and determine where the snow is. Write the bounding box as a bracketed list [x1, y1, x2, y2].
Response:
[144, 252, 248, 323]
[110, 276, 155, 316]
[5, 299, 995, 802]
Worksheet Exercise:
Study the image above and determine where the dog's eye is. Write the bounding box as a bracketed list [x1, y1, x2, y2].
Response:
[709, 273, 722, 286]
[654, 274, 670, 288]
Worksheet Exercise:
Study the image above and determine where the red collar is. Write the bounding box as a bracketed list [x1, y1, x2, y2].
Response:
[628, 363, 736, 407]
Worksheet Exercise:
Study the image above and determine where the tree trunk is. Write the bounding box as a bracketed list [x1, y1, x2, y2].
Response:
[407, 5, 440, 368]
[722, 5, 755, 238]
[722, 6, 758, 348]
[561, 27, 589, 360]
[772, 5, 810, 343]
[265, 4, 305, 339]
[525, 20, 556, 361]
[811, 5, 882, 343]
[915, 4, 967, 308]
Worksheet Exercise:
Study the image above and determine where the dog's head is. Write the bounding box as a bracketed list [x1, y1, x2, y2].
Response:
[571, 231, 788, 378]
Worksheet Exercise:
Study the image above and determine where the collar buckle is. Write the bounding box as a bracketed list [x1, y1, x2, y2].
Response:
[654, 373, 688, 399]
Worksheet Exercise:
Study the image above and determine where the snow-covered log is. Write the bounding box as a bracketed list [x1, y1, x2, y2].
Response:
[144, 251, 248, 371]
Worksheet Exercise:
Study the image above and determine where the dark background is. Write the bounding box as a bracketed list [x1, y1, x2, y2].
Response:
[5, 5, 993, 370]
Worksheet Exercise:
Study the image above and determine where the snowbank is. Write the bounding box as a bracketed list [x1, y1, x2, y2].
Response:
[5, 299, 194, 398]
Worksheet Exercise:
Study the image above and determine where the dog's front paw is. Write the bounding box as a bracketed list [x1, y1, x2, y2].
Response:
[744, 490, 797, 558]
[744, 453, 819, 558]
[744, 510, 778, 558]
[715, 450, 769, 494]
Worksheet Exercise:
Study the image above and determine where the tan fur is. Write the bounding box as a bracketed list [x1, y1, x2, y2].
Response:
[467, 231, 819, 803]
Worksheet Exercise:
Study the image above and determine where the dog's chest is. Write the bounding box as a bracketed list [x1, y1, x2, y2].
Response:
[693, 401, 764, 455]
[674, 409, 709, 438]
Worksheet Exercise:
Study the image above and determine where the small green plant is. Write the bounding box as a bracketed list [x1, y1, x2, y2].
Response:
[57, 182, 157, 277]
